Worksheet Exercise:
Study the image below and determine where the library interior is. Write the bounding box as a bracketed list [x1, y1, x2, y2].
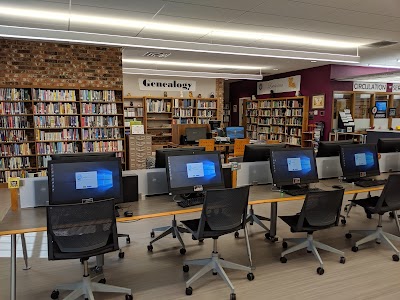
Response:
[2, 0, 400, 299]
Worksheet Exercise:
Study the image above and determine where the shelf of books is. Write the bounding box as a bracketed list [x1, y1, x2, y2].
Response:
[223, 103, 230, 127]
[245, 99, 258, 140]
[196, 99, 218, 124]
[145, 97, 173, 147]
[123, 96, 145, 133]
[243, 97, 308, 146]
[0, 87, 125, 183]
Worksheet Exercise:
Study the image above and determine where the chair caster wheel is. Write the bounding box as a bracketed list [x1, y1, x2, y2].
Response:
[344, 207, 348, 212]
[119, 251, 125, 259]
[341, 219, 346, 225]
[147, 245, 153, 252]
[265, 233, 277, 242]
[340, 257, 346, 264]
[366, 213, 372, 219]
[345, 233, 352, 239]
[234, 232, 239, 238]
[247, 273, 255, 281]
[98, 278, 106, 284]
[150, 231, 155, 238]
[199, 239, 204, 243]
[389, 212, 395, 219]
[212, 271, 218, 275]
[180, 248, 186, 255]
[282, 242, 288, 249]
[280, 256, 287, 263]
[376, 241, 381, 244]
[393, 254, 399, 262]
[317, 267, 324, 275]
[183, 265, 189, 272]
[352, 246, 359, 252]
[126, 237, 131, 244]
[192, 235, 196, 240]
[51, 290, 59, 299]
[307, 250, 312, 253]
[125, 294, 133, 300]
[230, 293, 236, 300]
[185, 287, 193, 295]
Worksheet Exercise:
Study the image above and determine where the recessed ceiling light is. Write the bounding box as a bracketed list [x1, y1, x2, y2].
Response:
[0, 6, 365, 49]
[273, 68, 279, 71]
[123, 58, 264, 70]
[311, 60, 317, 63]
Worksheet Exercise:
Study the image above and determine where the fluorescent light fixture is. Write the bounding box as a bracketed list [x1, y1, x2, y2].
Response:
[0, 25, 361, 63]
[123, 58, 264, 70]
[0, 6, 364, 49]
[368, 64, 400, 69]
[273, 68, 279, 71]
[123, 68, 263, 80]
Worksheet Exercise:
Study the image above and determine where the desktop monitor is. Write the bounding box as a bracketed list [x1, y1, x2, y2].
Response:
[339, 144, 380, 180]
[270, 148, 319, 187]
[48, 156, 123, 205]
[316, 140, 355, 157]
[375, 101, 387, 113]
[185, 127, 207, 143]
[377, 138, 400, 153]
[209, 120, 221, 131]
[226, 126, 245, 140]
[166, 151, 224, 195]
[243, 143, 286, 162]
[155, 147, 206, 169]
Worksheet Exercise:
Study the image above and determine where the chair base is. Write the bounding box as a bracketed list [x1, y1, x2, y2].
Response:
[281, 234, 345, 269]
[53, 261, 132, 300]
[184, 251, 252, 294]
[149, 215, 190, 252]
[349, 227, 400, 256]
[246, 205, 270, 232]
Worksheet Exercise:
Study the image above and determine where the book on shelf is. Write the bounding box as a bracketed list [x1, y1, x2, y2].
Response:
[146, 99, 171, 112]
[0, 129, 30, 142]
[0, 102, 29, 114]
[80, 90, 116, 102]
[81, 116, 119, 127]
[0, 116, 30, 128]
[197, 100, 216, 109]
[0, 88, 31, 101]
[82, 140, 123, 152]
[81, 103, 118, 114]
[34, 102, 78, 114]
[0, 157, 31, 170]
[36, 142, 78, 155]
[34, 115, 79, 128]
[82, 128, 121, 140]
[33, 89, 76, 101]
[36, 129, 80, 141]
[0, 143, 32, 156]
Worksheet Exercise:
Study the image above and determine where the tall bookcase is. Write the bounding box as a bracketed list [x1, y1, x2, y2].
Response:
[0, 87, 125, 183]
[123, 96, 145, 132]
[243, 96, 309, 146]
[197, 98, 218, 124]
[223, 103, 230, 127]
[145, 97, 173, 147]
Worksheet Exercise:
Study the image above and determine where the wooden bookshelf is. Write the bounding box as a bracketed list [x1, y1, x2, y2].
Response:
[243, 96, 309, 145]
[0, 87, 125, 183]
[123, 96, 145, 133]
[223, 103, 230, 127]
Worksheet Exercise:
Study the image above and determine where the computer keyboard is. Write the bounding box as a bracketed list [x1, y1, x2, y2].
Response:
[283, 187, 322, 196]
[177, 196, 205, 208]
[354, 179, 387, 187]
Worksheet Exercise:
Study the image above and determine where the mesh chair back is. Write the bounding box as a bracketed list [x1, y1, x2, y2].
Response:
[297, 189, 344, 229]
[200, 186, 250, 233]
[233, 139, 250, 157]
[199, 139, 215, 151]
[47, 199, 118, 257]
[376, 174, 400, 212]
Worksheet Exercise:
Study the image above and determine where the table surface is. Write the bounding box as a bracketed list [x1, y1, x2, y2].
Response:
[0, 176, 388, 236]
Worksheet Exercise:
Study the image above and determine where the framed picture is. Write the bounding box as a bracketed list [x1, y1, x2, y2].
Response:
[312, 94, 325, 109]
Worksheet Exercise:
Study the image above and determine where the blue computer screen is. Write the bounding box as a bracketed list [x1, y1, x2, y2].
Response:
[375, 101, 387, 112]
[49, 159, 122, 204]
[340, 144, 380, 179]
[167, 153, 223, 193]
[226, 127, 245, 139]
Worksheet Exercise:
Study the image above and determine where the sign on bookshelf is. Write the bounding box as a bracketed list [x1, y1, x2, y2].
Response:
[139, 78, 196, 91]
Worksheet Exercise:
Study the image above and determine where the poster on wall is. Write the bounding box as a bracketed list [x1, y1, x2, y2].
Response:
[139, 78, 196, 91]
[257, 75, 301, 95]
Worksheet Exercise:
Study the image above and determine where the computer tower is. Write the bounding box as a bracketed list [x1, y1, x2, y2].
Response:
[122, 174, 139, 202]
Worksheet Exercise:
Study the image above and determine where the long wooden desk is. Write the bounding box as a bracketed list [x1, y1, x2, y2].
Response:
[0, 179, 386, 300]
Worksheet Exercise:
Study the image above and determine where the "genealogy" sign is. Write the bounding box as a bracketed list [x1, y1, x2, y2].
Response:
[139, 78, 196, 91]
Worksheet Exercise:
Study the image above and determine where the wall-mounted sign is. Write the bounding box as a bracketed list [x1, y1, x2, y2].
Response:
[257, 75, 301, 95]
[139, 78, 196, 91]
[353, 82, 387, 92]
[393, 84, 400, 92]
[389, 108, 396, 117]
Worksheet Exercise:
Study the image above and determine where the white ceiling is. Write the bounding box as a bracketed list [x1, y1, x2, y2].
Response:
[0, 0, 399, 77]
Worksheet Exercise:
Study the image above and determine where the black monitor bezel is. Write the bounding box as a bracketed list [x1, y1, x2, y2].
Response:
[209, 120, 222, 131]
[339, 143, 380, 180]
[377, 138, 400, 153]
[269, 147, 319, 187]
[316, 140, 354, 157]
[51, 152, 116, 161]
[155, 147, 206, 169]
[48, 156, 123, 205]
[243, 143, 286, 162]
[165, 151, 225, 195]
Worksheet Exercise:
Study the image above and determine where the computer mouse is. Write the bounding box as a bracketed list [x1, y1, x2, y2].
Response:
[124, 211, 133, 217]
[332, 185, 344, 189]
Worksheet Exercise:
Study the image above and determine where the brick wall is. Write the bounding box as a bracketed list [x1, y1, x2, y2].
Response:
[0, 39, 122, 89]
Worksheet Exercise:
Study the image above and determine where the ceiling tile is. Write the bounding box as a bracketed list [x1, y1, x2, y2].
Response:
[228, 12, 306, 28]
[288, 0, 361, 9]
[72, 0, 165, 14]
[159, 2, 244, 22]
[346, 0, 400, 18]
[162, 0, 265, 11]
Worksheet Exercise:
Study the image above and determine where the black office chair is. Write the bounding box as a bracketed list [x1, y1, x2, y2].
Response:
[280, 189, 346, 275]
[345, 174, 400, 261]
[181, 186, 254, 300]
[47, 199, 133, 300]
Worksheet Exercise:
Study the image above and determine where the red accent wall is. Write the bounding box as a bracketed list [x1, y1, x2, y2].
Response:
[229, 80, 257, 125]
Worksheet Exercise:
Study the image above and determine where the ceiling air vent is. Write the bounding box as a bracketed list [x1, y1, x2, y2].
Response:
[365, 41, 398, 48]
[143, 52, 171, 58]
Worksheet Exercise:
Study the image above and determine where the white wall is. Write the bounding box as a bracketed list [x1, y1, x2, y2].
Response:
[123, 74, 217, 98]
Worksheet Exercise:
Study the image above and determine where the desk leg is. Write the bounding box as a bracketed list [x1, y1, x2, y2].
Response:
[266, 203, 278, 242]
[21, 234, 31, 270]
[11, 234, 17, 300]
